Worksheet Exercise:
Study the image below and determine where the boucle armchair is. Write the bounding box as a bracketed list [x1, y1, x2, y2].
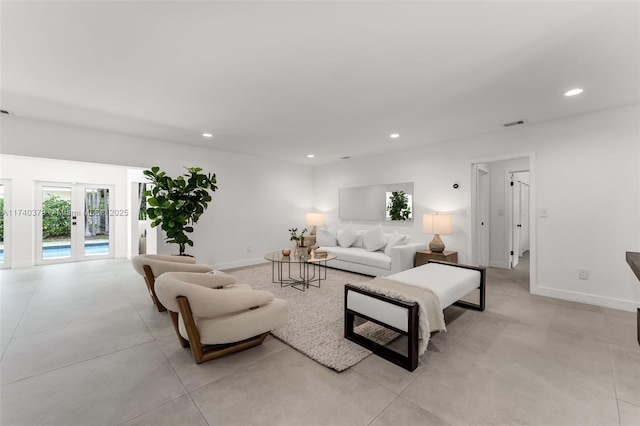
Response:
[131, 254, 213, 312]
[155, 271, 289, 364]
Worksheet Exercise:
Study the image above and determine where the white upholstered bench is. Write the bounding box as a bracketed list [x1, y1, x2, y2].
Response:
[344, 260, 486, 371]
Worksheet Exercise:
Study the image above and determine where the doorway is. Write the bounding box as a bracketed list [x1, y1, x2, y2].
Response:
[473, 165, 490, 266]
[470, 154, 536, 293]
[0, 180, 11, 269]
[510, 172, 530, 268]
[35, 182, 114, 264]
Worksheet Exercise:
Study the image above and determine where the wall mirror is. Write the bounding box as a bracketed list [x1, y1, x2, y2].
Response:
[339, 182, 413, 221]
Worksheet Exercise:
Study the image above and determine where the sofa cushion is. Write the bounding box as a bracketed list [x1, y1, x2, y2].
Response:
[324, 246, 391, 270]
[337, 225, 358, 248]
[384, 231, 407, 256]
[351, 230, 366, 248]
[362, 225, 387, 252]
[316, 227, 337, 247]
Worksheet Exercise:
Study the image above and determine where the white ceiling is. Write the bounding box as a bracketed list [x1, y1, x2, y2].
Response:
[2, 1, 639, 166]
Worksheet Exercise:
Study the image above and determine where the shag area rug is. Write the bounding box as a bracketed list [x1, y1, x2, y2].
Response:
[230, 263, 389, 372]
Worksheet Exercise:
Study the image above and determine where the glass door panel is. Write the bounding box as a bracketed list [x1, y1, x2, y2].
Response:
[41, 185, 73, 261]
[82, 187, 111, 258]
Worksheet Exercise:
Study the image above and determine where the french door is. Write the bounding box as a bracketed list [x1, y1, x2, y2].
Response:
[36, 182, 114, 264]
[0, 180, 10, 269]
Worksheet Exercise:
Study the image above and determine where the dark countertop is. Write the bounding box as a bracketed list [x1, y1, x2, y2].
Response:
[627, 251, 640, 281]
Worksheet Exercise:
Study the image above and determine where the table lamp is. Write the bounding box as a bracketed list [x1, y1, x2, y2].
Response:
[423, 213, 452, 253]
[306, 212, 325, 235]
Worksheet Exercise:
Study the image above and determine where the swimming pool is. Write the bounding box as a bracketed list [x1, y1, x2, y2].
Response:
[0, 241, 109, 263]
[42, 241, 110, 259]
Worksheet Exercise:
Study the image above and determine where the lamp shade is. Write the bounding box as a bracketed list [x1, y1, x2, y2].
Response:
[305, 212, 325, 227]
[423, 214, 452, 235]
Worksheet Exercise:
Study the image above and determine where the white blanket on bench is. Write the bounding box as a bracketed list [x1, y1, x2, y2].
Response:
[350, 277, 446, 355]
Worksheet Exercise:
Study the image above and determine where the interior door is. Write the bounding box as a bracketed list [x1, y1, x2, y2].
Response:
[520, 183, 530, 255]
[511, 176, 520, 268]
[36, 182, 114, 264]
[477, 168, 490, 266]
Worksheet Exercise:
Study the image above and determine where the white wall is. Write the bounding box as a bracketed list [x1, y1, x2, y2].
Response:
[0, 116, 314, 269]
[314, 105, 640, 311]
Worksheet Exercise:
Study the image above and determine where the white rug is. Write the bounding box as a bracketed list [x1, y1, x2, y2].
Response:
[230, 263, 383, 372]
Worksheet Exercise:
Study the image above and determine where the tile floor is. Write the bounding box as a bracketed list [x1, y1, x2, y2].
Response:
[1, 256, 638, 425]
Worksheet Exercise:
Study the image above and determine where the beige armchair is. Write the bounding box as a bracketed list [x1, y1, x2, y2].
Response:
[155, 271, 288, 364]
[131, 254, 214, 312]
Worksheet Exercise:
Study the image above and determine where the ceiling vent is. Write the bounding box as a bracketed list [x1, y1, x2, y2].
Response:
[503, 119, 528, 127]
[0, 109, 14, 116]
[340, 156, 351, 160]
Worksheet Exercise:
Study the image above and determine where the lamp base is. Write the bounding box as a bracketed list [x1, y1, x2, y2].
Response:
[429, 235, 445, 253]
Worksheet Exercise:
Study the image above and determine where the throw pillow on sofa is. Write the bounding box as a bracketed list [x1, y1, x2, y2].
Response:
[384, 231, 407, 256]
[362, 225, 387, 252]
[337, 225, 359, 248]
[316, 227, 337, 247]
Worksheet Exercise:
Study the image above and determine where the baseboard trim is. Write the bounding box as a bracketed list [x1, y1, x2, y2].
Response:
[10, 261, 35, 269]
[489, 261, 510, 269]
[215, 258, 268, 271]
[536, 286, 638, 312]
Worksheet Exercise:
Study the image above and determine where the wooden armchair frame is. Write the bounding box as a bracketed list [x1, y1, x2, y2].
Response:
[168, 296, 268, 364]
[142, 265, 167, 312]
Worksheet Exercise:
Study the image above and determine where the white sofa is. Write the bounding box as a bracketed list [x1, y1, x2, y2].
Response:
[315, 225, 426, 276]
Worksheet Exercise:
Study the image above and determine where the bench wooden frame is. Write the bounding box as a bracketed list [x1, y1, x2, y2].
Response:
[344, 260, 486, 371]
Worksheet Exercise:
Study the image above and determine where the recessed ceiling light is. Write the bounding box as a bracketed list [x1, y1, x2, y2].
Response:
[307, 154, 315, 158]
[564, 88, 583, 97]
[202, 133, 213, 138]
[390, 133, 400, 138]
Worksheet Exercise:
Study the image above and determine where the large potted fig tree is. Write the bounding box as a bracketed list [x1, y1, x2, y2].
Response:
[143, 166, 218, 255]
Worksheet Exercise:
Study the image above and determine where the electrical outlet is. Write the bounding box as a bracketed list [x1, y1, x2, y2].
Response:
[578, 269, 589, 280]
[246, 245, 252, 253]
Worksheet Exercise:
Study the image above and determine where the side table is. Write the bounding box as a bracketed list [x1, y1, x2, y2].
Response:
[415, 250, 458, 267]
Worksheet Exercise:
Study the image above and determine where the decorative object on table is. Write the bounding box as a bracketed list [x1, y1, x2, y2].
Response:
[314, 250, 328, 259]
[295, 245, 310, 258]
[288, 227, 308, 246]
[143, 166, 218, 256]
[305, 212, 325, 235]
[387, 190, 412, 221]
[423, 213, 453, 253]
[289, 227, 309, 257]
[282, 249, 291, 256]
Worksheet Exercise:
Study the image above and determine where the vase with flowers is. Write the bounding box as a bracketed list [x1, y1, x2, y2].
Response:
[289, 227, 309, 257]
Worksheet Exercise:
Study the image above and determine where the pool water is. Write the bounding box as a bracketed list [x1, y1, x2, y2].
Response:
[0, 241, 108, 263]
[42, 241, 109, 259]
